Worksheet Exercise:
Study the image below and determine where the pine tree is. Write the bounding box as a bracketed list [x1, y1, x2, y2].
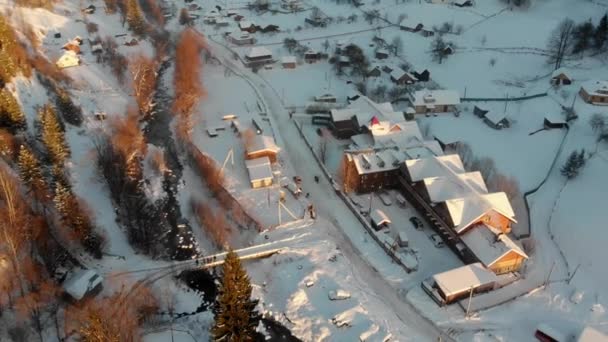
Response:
[212, 250, 261, 341]
[572, 21, 595, 54]
[17, 145, 48, 202]
[126, 0, 146, 36]
[561, 150, 585, 179]
[55, 88, 83, 126]
[0, 15, 31, 83]
[594, 13, 608, 50]
[40, 104, 70, 167]
[0, 89, 26, 132]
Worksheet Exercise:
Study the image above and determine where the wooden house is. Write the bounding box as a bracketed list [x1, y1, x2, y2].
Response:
[246, 135, 280, 163]
[390, 67, 418, 85]
[244, 47, 273, 67]
[410, 89, 460, 114]
[579, 80, 608, 105]
[433, 192, 516, 234]
[551, 68, 572, 85]
[460, 225, 528, 274]
[304, 50, 321, 63]
[227, 31, 256, 45]
[281, 56, 296, 69]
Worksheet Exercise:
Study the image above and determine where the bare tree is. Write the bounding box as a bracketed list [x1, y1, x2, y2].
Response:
[547, 18, 575, 70]
[129, 54, 157, 118]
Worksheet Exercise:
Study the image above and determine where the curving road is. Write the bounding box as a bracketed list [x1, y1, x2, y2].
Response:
[204, 36, 453, 342]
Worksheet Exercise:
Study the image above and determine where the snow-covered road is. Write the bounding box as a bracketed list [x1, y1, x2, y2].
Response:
[204, 36, 452, 341]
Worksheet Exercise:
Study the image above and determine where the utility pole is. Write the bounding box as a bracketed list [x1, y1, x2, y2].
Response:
[465, 285, 474, 319]
[463, 86, 467, 98]
[570, 93, 577, 110]
[503, 93, 509, 114]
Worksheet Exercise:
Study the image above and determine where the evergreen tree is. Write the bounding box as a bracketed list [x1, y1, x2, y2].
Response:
[572, 21, 595, 54]
[126, 0, 146, 35]
[212, 250, 261, 342]
[40, 104, 69, 167]
[17, 145, 48, 202]
[561, 150, 585, 179]
[0, 89, 26, 132]
[0, 15, 31, 83]
[594, 13, 608, 50]
[55, 88, 83, 126]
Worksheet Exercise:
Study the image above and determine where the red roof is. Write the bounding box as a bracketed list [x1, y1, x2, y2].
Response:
[370, 116, 380, 126]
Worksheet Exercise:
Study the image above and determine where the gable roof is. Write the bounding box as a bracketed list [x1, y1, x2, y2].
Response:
[245, 156, 273, 182]
[432, 263, 497, 297]
[484, 110, 508, 125]
[460, 224, 528, 267]
[411, 89, 461, 107]
[247, 135, 280, 155]
[403, 155, 465, 182]
[423, 172, 488, 203]
[580, 80, 608, 96]
[246, 46, 272, 58]
[445, 192, 516, 233]
[370, 209, 391, 226]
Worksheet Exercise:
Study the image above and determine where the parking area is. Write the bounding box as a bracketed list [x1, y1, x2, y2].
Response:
[348, 189, 463, 282]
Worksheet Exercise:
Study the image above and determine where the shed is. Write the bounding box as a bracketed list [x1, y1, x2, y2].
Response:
[56, 51, 81, 69]
[367, 66, 381, 78]
[90, 43, 103, 54]
[397, 231, 409, 247]
[239, 20, 256, 32]
[544, 114, 567, 129]
[375, 49, 389, 60]
[246, 157, 273, 188]
[431, 263, 497, 304]
[62, 269, 103, 300]
[314, 94, 337, 103]
[551, 68, 572, 86]
[370, 209, 391, 231]
[281, 56, 297, 69]
[473, 105, 489, 118]
[338, 55, 350, 66]
[228, 30, 256, 45]
[483, 111, 509, 129]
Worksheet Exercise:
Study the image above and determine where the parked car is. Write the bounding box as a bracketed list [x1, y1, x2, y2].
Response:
[429, 234, 445, 248]
[378, 191, 392, 206]
[410, 217, 424, 230]
[395, 194, 407, 207]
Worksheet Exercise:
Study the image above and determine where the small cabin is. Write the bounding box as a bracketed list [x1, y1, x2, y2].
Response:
[281, 56, 297, 69]
[56, 51, 81, 69]
[375, 49, 389, 60]
[551, 68, 572, 86]
[544, 115, 568, 129]
[370, 209, 391, 231]
[62, 269, 103, 301]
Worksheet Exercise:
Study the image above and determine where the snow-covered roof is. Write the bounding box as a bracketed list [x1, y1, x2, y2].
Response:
[281, 56, 296, 64]
[411, 89, 461, 107]
[552, 67, 572, 79]
[247, 135, 280, 155]
[580, 80, 608, 96]
[423, 171, 488, 203]
[390, 67, 417, 82]
[245, 157, 273, 182]
[246, 46, 272, 59]
[432, 263, 497, 297]
[445, 192, 517, 233]
[349, 149, 402, 175]
[331, 96, 402, 128]
[62, 269, 103, 300]
[90, 43, 102, 52]
[577, 326, 608, 342]
[403, 141, 444, 159]
[403, 155, 465, 182]
[484, 111, 508, 125]
[461, 224, 528, 267]
[229, 30, 253, 40]
[536, 324, 569, 341]
[370, 209, 391, 226]
[544, 113, 566, 124]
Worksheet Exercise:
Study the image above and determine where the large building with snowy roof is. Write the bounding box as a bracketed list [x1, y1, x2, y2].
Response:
[410, 89, 461, 114]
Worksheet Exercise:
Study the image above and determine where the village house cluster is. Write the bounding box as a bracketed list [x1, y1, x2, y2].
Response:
[329, 95, 528, 306]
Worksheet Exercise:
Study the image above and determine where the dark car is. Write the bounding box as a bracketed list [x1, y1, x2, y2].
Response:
[410, 217, 424, 230]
